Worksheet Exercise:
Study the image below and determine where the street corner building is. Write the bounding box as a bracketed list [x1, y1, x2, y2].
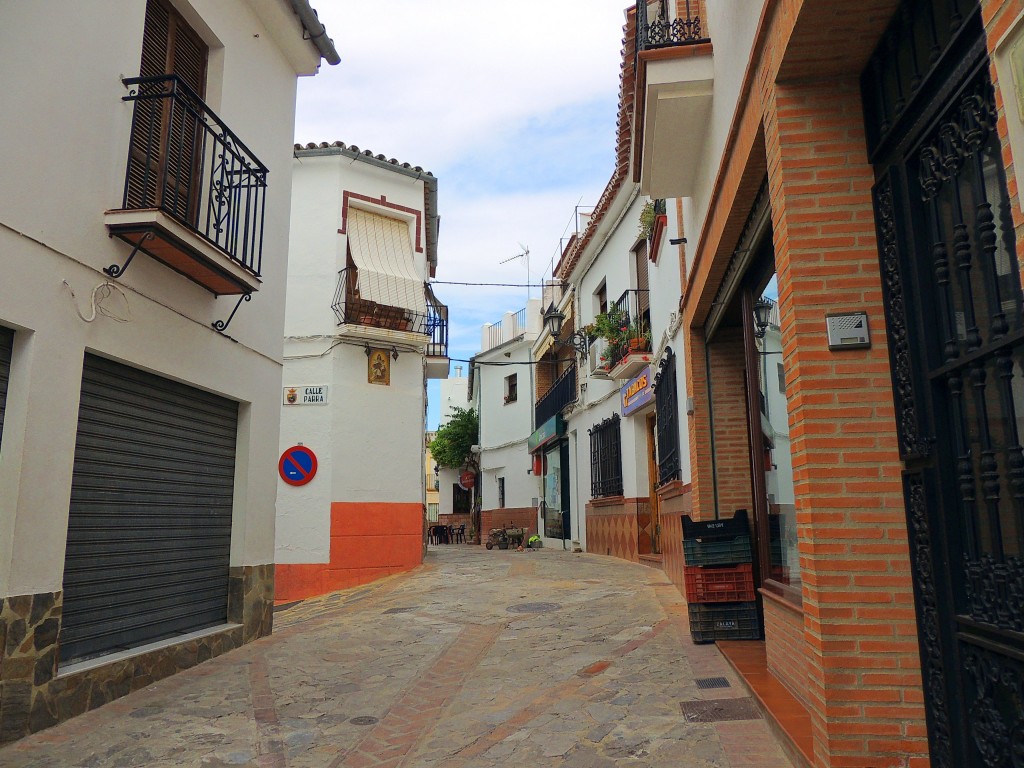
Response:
[0, 0, 337, 744]
[625, 0, 1024, 766]
[273, 143, 450, 603]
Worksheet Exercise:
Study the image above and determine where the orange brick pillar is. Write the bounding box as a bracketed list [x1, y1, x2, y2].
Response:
[761, 78, 929, 767]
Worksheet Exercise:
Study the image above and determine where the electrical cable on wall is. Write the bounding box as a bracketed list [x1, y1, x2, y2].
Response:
[62, 280, 132, 323]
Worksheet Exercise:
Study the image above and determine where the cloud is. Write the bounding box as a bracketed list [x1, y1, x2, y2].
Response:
[297, 1, 632, 428]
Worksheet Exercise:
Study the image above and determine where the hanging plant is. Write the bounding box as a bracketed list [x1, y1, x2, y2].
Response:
[638, 200, 657, 240]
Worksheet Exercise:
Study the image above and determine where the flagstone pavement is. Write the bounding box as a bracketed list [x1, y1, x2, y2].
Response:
[0, 545, 795, 768]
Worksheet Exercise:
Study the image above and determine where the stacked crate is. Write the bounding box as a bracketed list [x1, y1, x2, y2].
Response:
[681, 510, 762, 643]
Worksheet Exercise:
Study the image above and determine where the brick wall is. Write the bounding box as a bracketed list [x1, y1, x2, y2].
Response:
[707, 327, 754, 518]
[764, 597, 810, 709]
[761, 76, 926, 766]
[479, 507, 537, 541]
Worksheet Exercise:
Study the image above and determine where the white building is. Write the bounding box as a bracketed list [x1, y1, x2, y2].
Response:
[0, 0, 335, 742]
[275, 142, 449, 602]
[471, 299, 543, 539]
[435, 368, 471, 530]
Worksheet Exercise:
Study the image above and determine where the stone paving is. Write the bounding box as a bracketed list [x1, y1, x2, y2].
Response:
[0, 546, 795, 768]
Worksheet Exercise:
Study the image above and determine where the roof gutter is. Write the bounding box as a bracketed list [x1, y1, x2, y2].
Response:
[289, 0, 341, 65]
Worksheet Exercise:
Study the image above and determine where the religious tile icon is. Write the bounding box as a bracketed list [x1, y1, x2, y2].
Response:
[368, 348, 390, 386]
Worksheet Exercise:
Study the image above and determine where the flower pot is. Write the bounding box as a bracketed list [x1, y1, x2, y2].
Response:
[628, 339, 650, 353]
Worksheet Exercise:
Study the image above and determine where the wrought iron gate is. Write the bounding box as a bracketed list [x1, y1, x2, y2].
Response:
[865, 3, 1024, 765]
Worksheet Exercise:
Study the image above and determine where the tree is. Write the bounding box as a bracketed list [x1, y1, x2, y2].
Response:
[429, 407, 479, 470]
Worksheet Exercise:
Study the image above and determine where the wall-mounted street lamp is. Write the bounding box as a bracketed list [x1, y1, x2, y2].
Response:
[753, 298, 773, 339]
[542, 303, 589, 360]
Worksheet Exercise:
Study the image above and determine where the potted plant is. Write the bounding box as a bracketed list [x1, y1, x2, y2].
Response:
[627, 321, 652, 352]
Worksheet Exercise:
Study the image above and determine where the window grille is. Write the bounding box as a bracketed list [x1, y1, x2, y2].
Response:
[498, 477, 505, 508]
[589, 414, 623, 498]
[654, 348, 681, 485]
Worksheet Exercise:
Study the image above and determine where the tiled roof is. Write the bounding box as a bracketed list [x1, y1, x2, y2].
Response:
[554, 7, 637, 281]
[293, 141, 434, 177]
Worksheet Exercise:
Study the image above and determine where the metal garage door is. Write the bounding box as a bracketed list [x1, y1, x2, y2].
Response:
[0, 327, 12, 447]
[60, 354, 238, 663]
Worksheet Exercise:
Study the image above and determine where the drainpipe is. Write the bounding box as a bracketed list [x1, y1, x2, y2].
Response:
[289, 0, 341, 65]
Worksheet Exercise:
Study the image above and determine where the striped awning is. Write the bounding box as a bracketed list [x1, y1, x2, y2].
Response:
[346, 208, 426, 315]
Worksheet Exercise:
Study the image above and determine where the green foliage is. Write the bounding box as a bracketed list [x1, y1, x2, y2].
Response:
[430, 407, 479, 469]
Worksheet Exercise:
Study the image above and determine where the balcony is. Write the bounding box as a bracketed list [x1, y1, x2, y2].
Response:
[332, 268, 449, 376]
[535, 363, 577, 428]
[592, 290, 654, 380]
[633, 0, 713, 199]
[104, 76, 267, 296]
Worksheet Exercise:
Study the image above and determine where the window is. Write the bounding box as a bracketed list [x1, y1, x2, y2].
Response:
[453, 484, 471, 514]
[504, 374, 517, 404]
[427, 503, 439, 522]
[589, 414, 623, 497]
[498, 477, 505, 508]
[596, 282, 608, 315]
[777, 362, 786, 396]
[654, 349, 681, 485]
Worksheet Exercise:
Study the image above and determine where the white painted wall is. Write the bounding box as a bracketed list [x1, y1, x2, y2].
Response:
[682, 1, 765, 279]
[277, 148, 432, 563]
[0, 0, 323, 596]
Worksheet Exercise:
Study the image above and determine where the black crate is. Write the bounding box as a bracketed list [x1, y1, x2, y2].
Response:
[683, 534, 752, 566]
[682, 509, 750, 541]
[688, 601, 761, 643]
[682, 510, 752, 566]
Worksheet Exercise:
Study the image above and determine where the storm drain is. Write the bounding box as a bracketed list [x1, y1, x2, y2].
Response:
[383, 607, 415, 614]
[349, 716, 379, 726]
[695, 676, 731, 690]
[679, 697, 761, 723]
[506, 602, 561, 614]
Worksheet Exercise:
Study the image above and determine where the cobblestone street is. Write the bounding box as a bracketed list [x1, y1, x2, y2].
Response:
[0, 547, 794, 768]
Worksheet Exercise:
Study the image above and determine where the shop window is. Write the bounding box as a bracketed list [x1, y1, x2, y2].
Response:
[504, 373, 517, 404]
[498, 477, 505, 508]
[654, 349, 681, 485]
[589, 414, 623, 497]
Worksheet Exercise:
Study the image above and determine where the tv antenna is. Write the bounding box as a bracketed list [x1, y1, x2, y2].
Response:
[500, 244, 531, 301]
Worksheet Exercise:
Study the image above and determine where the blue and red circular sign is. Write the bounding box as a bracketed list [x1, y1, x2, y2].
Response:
[279, 445, 318, 486]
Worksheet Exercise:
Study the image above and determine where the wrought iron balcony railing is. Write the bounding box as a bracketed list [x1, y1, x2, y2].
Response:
[118, 75, 267, 276]
[535, 363, 577, 427]
[426, 285, 449, 358]
[635, 0, 709, 51]
[332, 268, 449, 356]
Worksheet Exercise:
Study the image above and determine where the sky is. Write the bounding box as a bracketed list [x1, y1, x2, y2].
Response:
[293, 0, 633, 429]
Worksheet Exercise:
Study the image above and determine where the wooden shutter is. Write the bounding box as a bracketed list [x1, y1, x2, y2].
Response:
[635, 241, 650, 317]
[126, 0, 207, 217]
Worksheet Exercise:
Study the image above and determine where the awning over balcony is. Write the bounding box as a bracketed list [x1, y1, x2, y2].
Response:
[347, 208, 426, 315]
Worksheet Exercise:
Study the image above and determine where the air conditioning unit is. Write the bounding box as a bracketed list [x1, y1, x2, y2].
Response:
[589, 338, 609, 377]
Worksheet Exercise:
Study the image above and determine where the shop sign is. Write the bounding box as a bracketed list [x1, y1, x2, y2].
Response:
[458, 470, 476, 490]
[620, 366, 653, 416]
[528, 414, 565, 453]
[283, 385, 329, 405]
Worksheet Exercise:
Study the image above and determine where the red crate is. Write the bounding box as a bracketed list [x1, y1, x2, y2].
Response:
[683, 563, 755, 603]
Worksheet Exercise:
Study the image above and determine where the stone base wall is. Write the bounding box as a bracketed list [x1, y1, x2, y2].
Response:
[437, 513, 471, 531]
[0, 563, 274, 745]
[586, 497, 640, 562]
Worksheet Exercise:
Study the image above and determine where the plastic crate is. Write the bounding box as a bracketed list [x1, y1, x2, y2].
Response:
[688, 601, 762, 643]
[682, 510, 753, 566]
[683, 534, 752, 566]
[683, 563, 755, 603]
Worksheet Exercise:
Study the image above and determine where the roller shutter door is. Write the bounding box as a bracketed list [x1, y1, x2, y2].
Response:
[0, 327, 12, 446]
[60, 355, 238, 663]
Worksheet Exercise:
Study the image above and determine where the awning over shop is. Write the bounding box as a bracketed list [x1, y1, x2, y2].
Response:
[346, 208, 427, 315]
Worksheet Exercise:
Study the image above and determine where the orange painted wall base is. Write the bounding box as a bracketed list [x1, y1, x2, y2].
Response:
[275, 501, 423, 603]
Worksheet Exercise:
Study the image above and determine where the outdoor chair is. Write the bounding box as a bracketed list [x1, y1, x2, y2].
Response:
[454, 524, 466, 543]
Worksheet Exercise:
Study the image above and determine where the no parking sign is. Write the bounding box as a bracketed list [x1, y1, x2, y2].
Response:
[279, 445, 318, 486]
